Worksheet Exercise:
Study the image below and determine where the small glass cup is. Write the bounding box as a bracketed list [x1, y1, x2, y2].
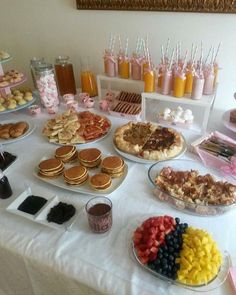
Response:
[85, 197, 112, 234]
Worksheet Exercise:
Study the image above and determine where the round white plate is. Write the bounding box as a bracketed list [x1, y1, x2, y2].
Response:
[0, 119, 36, 145]
[222, 109, 236, 133]
[113, 135, 187, 164]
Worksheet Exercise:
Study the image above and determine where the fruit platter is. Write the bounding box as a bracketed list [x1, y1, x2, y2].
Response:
[132, 215, 230, 291]
[148, 159, 236, 216]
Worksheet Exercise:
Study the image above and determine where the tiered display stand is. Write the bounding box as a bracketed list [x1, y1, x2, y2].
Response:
[0, 55, 36, 114]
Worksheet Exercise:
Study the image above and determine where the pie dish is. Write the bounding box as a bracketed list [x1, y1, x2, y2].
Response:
[114, 121, 185, 161]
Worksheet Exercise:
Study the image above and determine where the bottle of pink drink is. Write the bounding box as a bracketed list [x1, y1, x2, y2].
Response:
[103, 50, 117, 77]
[191, 70, 205, 100]
[203, 65, 214, 95]
[161, 69, 172, 95]
[131, 53, 142, 80]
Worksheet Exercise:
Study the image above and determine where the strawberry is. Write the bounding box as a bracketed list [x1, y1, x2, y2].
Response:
[139, 256, 149, 264]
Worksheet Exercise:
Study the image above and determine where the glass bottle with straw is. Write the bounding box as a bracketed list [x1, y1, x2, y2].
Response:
[185, 45, 197, 95]
[213, 42, 221, 87]
[173, 50, 188, 98]
[80, 57, 98, 97]
[104, 35, 117, 77]
[203, 48, 215, 95]
[118, 37, 130, 79]
[157, 45, 166, 89]
[144, 48, 155, 93]
[191, 59, 205, 100]
[131, 37, 142, 80]
[142, 37, 150, 80]
[161, 49, 174, 95]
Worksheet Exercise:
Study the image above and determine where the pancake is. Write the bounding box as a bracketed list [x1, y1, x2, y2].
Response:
[101, 156, 125, 178]
[80, 157, 101, 168]
[90, 173, 112, 190]
[63, 166, 87, 180]
[55, 145, 76, 158]
[78, 148, 101, 163]
[55, 145, 78, 163]
[39, 158, 63, 172]
[64, 173, 88, 185]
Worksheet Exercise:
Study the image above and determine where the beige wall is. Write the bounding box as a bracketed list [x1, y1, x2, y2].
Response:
[1, 0, 236, 110]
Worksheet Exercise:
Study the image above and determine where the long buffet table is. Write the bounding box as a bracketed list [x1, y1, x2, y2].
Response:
[0, 105, 235, 295]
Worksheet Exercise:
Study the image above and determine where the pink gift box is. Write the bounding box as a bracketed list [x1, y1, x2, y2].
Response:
[191, 131, 236, 183]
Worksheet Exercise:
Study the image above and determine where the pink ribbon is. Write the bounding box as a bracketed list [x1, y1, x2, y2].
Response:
[104, 54, 117, 64]
[221, 156, 236, 176]
[131, 57, 143, 66]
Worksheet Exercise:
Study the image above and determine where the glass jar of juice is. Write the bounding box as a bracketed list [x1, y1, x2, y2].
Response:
[80, 58, 98, 97]
[55, 56, 76, 96]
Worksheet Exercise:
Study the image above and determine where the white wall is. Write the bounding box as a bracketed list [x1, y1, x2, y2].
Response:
[0, 0, 236, 111]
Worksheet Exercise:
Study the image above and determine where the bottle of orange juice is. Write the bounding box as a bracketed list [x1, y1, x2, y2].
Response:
[80, 58, 98, 97]
[144, 64, 155, 93]
[118, 53, 130, 79]
[173, 71, 186, 98]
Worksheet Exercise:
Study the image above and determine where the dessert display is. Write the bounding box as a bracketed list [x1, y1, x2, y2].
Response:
[0, 89, 34, 112]
[17, 195, 47, 215]
[47, 201, 76, 224]
[0, 50, 10, 61]
[133, 215, 222, 286]
[78, 148, 102, 168]
[38, 158, 64, 178]
[101, 156, 125, 178]
[114, 122, 184, 161]
[42, 110, 111, 145]
[155, 167, 236, 206]
[0, 70, 24, 87]
[0, 121, 29, 139]
[55, 145, 78, 163]
[89, 173, 112, 191]
[157, 106, 194, 126]
[35, 146, 128, 195]
[63, 165, 88, 185]
[110, 91, 142, 117]
[0, 151, 17, 171]
[230, 109, 236, 124]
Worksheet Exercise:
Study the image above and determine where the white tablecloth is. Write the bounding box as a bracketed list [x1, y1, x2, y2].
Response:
[0, 104, 235, 295]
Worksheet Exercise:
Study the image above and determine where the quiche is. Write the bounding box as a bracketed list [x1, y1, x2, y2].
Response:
[114, 122, 184, 160]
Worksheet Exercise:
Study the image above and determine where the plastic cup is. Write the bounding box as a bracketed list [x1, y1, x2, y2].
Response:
[86, 197, 112, 234]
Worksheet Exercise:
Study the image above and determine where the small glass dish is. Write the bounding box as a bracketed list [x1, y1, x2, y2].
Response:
[148, 159, 236, 216]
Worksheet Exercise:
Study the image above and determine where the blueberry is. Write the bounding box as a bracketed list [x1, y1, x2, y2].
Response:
[155, 259, 161, 265]
[148, 263, 155, 270]
[174, 243, 179, 249]
[158, 247, 163, 253]
[163, 245, 168, 251]
[169, 247, 174, 253]
[167, 272, 172, 278]
[158, 268, 163, 274]
[172, 273, 177, 280]
[173, 231, 179, 237]
[184, 223, 188, 228]
[164, 252, 169, 258]
[173, 238, 178, 244]
[175, 217, 180, 224]
[162, 270, 167, 276]
[169, 255, 174, 261]
[158, 253, 163, 259]
[167, 240, 173, 246]
[162, 258, 168, 264]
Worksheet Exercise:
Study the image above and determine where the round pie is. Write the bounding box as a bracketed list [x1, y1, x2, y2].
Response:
[114, 122, 184, 161]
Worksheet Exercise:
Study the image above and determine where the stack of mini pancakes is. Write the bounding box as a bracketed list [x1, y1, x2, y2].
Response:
[63, 166, 88, 185]
[38, 158, 64, 178]
[101, 156, 125, 178]
[78, 148, 102, 168]
[90, 173, 112, 190]
[55, 145, 78, 163]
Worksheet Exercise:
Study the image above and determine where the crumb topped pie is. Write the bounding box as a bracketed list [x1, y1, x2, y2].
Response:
[114, 122, 184, 160]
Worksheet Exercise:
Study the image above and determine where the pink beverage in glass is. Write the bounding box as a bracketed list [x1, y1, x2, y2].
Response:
[103, 52, 117, 77]
[131, 54, 142, 80]
[203, 66, 214, 95]
[161, 69, 172, 95]
[191, 71, 205, 100]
